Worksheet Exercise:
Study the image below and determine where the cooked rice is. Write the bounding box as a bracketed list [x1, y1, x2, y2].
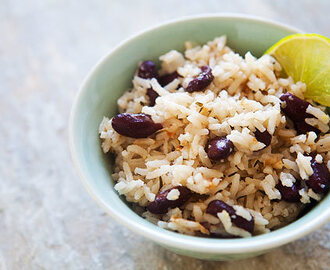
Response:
[99, 36, 330, 237]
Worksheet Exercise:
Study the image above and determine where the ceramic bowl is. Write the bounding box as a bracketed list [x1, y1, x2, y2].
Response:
[69, 14, 330, 260]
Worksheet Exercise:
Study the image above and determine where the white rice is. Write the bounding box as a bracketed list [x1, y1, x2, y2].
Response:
[280, 172, 296, 187]
[167, 189, 180, 201]
[99, 36, 330, 238]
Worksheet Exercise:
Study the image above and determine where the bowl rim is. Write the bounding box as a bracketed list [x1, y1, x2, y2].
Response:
[69, 13, 330, 254]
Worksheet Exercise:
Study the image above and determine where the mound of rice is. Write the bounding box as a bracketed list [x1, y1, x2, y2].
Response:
[99, 36, 330, 237]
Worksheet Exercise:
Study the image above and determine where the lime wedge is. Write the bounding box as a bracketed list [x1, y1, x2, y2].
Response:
[265, 33, 330, 106]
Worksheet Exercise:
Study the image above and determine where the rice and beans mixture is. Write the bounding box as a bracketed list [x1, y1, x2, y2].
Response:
[99, 36, 330, 238]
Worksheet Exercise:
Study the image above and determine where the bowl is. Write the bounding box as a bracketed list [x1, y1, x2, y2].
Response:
[69, 14, 330, 261]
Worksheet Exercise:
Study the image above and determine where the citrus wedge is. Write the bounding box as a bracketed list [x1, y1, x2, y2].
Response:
[265, 33, 330, 106]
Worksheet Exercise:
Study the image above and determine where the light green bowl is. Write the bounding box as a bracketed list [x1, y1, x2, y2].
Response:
[69, 14, 330, 261]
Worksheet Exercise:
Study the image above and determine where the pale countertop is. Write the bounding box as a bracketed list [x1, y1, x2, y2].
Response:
[1, 0, 329, 269]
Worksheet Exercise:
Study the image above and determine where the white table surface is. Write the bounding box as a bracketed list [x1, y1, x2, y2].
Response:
[1, 0, 329, 269]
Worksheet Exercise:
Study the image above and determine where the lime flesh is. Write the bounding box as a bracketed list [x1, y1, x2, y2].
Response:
[266, 34, 330, 106]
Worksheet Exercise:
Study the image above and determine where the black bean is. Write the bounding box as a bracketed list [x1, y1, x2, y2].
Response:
[158, 71, 180, 87]
[254, 129, 272, 148]
[280, 93, 313, 121]
[280, 93, 320, 134]
[276, 180, 302, 202]
[137, 60, 159, 79]
[206, 137, 234, 161]
[206, 200, 235, 216]
[206, 200, 254, 234]
[185, 65, 214, 93]
[111, 113, 162, 138]
[306, 159, 329, 194]
[146, 88, 159, 106]
[147, 186, 192, 214]
[295, 121, 321, 135]
[146, 71, 181, 106]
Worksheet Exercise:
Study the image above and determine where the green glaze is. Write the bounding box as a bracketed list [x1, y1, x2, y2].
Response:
[69, 15, 330, 261]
